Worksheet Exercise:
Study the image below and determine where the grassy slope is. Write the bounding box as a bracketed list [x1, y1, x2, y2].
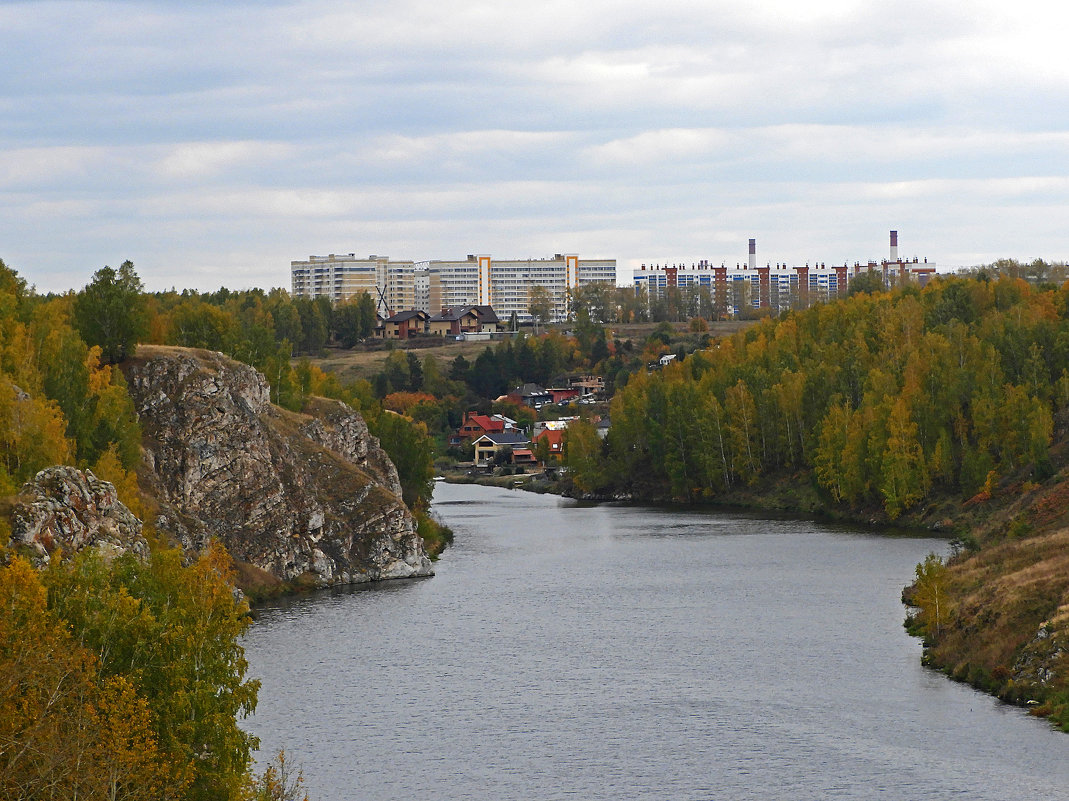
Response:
[894, 414, 1069, 729]
[306, 321, 753, 382]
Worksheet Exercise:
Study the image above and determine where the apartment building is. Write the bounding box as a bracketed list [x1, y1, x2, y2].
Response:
[417, 254, 616, 322]
[290, 254, 412, 315]
[293, 251, 617, 321]
[632, 232, 936, 316]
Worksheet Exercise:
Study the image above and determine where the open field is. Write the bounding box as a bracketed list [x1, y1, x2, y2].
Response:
[306, 320, 756, 382]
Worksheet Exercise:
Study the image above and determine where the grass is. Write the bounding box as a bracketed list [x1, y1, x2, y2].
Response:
[910, 526, 1069, 712]
[304, 321, 755, 382]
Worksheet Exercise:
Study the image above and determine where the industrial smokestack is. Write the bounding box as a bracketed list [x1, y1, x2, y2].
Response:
[890, 230, 899, 263]
[748, 238, 756, 270]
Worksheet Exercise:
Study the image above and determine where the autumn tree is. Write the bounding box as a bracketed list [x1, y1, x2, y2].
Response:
[908, 553, 949, 639]
[169, 300, 236, 351]
[0, 377, 73, 490]
[0, 557, 173, 801]
[369, 412, 435, 511]
[334, 292, 377, 347]
[563, 419, 610, 494]
[527, 285, 553, 333]
[74, 261, 148, 364]
[880, 396, 929, 518]
[725, 380, 760, 480]
[44, 545, 260, 801]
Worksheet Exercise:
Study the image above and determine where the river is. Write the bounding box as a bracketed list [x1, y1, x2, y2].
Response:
[241, 482, 1069, 800]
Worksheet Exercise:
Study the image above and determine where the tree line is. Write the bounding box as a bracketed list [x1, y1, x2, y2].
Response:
[0, 258, 310, 799]
[566, 274, 1065, 519]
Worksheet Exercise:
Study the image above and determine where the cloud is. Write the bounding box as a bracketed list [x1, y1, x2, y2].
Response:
[0, 147, 101, 187]
[0, 0, 1067, 293]
[585, 129, 737, 167]
[156, 141, 295, 179]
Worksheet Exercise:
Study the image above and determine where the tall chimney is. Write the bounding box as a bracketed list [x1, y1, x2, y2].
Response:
[748, 238, 756, 270]
[890, 230, 899, 263]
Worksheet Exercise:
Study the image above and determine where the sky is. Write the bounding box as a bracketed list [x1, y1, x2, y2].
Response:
[2, 0, 1068, 294]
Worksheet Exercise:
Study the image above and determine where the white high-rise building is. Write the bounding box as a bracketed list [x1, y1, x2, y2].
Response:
[293, 251, 617, 321]
[417, 254, 616, 322]
[290, 254, 412, 314]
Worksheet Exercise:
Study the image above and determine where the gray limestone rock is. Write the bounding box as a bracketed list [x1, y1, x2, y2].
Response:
[10, 466, 148, 567]
[123, 346, 432, 587]
[1012, 621, 1068, 691]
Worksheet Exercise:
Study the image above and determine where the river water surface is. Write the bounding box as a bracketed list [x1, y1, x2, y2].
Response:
[242, 482, 1069, 800]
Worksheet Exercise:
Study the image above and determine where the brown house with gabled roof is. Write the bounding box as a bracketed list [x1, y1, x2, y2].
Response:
[532, 428, 565, 464]
[380, 309, 429, 339]
[428, 305, 502, 337]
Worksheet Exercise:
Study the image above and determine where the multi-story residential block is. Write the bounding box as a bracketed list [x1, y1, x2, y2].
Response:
[290, 254, 413, 314]
[293, 251, 617, 321]
[632, 232, 936, 316]
[415, 254, 616, 322]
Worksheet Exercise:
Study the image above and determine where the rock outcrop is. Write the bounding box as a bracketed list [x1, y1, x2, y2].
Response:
[123, 346, 432, 587]
[10, 466, 148, 567]
[1012, 615, 1069, 692]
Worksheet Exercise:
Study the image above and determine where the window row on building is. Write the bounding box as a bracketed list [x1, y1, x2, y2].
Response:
[632, 232, 936, 315]
[291, 253, 616, 322]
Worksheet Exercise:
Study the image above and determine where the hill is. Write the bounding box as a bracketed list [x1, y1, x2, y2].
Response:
[305, 320, 753, 383]
[562, 274, 1069, 729]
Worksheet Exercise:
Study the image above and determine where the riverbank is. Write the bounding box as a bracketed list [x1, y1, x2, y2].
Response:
[436, 469, 562, 494]
[243, 481, 1069, 801]
[438, 455, 1069, 731]
[440, 466, 947, 532]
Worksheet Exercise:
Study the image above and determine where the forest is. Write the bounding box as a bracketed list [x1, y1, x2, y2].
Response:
[6, 251, 1069, 796]
[565, 273, 1065, 520]
[0, 257, 343, 800]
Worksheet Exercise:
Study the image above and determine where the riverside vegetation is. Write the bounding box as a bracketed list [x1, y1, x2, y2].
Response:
[4, 253, 1069, 798]
[0, 257, 412, 799]
[562, 268, 1069, 730]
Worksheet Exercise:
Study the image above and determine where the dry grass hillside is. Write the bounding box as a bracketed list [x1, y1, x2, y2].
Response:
[904, 416, 1069, 729]
[306, 320, 754, 383]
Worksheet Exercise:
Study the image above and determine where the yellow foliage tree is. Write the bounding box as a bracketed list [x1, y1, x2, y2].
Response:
[0, 377, 73, 485]
[92, 443, 153, 530]
[0, 557, 172, 801]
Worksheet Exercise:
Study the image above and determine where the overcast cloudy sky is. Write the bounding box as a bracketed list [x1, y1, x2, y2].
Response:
[2, 0, 1067, 293]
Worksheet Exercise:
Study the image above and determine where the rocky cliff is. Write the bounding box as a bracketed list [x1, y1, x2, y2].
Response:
[9, 466, 149, 567]
[123, 346, 432, 589]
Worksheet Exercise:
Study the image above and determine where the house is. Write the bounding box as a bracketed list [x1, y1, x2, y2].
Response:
[531, 418, 576, 437]
[569, 374, 605, 397]
[380, 309, 429, 339]
[546, 386, 580, 404]
[427, 305, 502, 337]
[491, 414, 521, 433]
[510, 447, 538, 467]
[428, 306, 480, 337]
[532, 428, 565, 464]
[450, 411, 506, 446]
[595, 416, 611, 440]
[659, 353, 678, 366]
[470, 305, 502, 333]
[506, 383, 553, 409]
[471, 431, 531, 466]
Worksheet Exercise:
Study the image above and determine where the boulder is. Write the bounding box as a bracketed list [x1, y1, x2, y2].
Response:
[10, 466, 148, 566]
